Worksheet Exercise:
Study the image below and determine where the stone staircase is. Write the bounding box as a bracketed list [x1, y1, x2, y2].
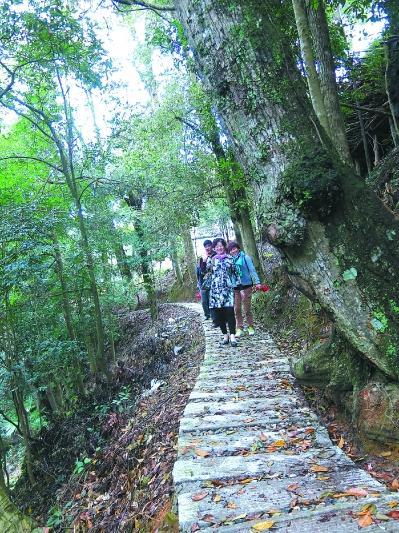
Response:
[172, 303, 398, 532]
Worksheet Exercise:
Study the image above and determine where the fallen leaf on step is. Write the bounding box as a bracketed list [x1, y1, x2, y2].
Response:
[310, 464, 329, 473]
[213, 494, 221, 503]
[194, 448, 210, 458]
[375, 513, 390, 521]
[388, 501, 399, 508]
[360, 503, 376, 514]
[227, 501, 237, 509]
[358, 512, 373, 528]
[338, 436, 345, 448]
[286, 483, 299, 492]
[180, 446, 190, 455]
[231, 513, 247, 521]
[192, 491, 208, 501]
[392, 479, 399, 491]
[345, 487, 368, 497]
[240, 478, 254, 484]
[251, 520, 275, 531]
[201, 514, 215, 523]
[272, 439, 286, 448]
[387, 510, 399, 519]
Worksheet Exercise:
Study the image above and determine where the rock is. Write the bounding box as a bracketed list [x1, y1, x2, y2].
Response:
[292, 331, 368, 394]
[357, 382, 399, 442]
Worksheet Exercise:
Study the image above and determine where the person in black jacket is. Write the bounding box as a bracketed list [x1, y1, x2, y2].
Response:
[196, 239, 216, 323]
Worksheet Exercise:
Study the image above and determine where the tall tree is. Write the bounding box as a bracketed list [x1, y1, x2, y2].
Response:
[305, 0, 352, 164]
[172, 0, 399, 397]
[0, 4, 110, 375]
[292, 0, 331, 135]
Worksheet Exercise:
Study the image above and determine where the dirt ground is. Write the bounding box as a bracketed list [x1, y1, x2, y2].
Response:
[13, 304, 204, 532]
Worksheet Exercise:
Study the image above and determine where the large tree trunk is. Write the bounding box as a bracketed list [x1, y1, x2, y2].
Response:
[174, 0, 399, 381]
[306, 0, 352, 165]
[181, 226, 197, 288]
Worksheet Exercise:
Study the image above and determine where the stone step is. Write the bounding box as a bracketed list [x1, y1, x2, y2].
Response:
[181, 495, 397, 532]
[188, 388, 296, 402]
[193, 376, 295, 394]
[179, 406, 318, 434]
[177, 470, 388, 531]
[199, 364, 291, 380]
[173, 448, 355, 485]
[177, 425, 332, 457]
[183, 397, 299, 418]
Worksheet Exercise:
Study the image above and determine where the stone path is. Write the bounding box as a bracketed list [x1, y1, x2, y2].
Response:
[173, 304, 399, 532]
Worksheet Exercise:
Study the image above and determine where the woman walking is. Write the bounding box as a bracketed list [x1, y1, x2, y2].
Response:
[207, 238, 241, 347]
[227, 241, 262, 336]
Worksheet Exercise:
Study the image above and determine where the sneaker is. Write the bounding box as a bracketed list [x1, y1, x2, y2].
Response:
[236, 328, 243, 337]
[248, 326, 255, 336]
[230, 339, 238, 347]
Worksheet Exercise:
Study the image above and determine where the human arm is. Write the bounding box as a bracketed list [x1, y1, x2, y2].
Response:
[244, 255, 261, 285]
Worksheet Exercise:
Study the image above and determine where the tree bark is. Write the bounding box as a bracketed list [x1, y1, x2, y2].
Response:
[125, 193, 158, 320]
[53, 233, 75, 341]
[181, 226, 197, 288]
[173, 0, 399, 381]
[306, 0, 352, 164]
[171, 245, 183, 284]
[292, 0, 330, 135]
[384, 36, 399, 146]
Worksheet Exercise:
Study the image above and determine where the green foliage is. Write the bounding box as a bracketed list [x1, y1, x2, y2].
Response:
[73, 456, 91, 476]
[46, 506, 65, 528]
[371, 309, 389, 332]
[342, 267, 358, 281]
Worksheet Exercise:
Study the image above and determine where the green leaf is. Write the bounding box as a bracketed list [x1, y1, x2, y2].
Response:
[342, 267, 357, 281]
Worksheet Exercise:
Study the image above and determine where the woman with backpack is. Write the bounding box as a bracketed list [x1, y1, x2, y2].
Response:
[205, 237, 241, 347]
[227, 241, 262, 337]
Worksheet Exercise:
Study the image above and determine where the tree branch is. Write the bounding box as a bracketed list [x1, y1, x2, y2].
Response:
[341, 102, 391, 117]
[112, 0, 174, 11]
[175, 115, 214, 145]
[0, 101, 54, 143]
[0, 409, 20, 434]
[0, 156, 63, 173]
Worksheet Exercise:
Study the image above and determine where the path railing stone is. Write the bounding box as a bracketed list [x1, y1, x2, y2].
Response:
[173, 303, 397, 532]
